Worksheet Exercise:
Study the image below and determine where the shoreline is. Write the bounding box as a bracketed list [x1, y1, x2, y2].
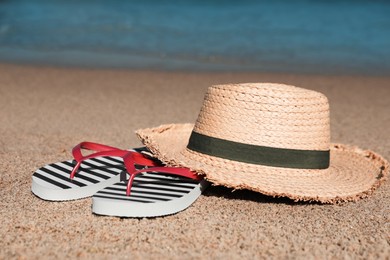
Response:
[1, 47, 389, 77]
[1, 61, 390, 79]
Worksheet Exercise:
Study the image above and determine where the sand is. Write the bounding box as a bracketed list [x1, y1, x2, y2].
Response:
[0, 63, 389, 259]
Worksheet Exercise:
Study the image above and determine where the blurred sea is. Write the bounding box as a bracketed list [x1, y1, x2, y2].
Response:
[0, 0, 389, 74]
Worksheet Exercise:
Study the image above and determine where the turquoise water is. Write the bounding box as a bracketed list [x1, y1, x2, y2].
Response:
[0, 0, 389, 74]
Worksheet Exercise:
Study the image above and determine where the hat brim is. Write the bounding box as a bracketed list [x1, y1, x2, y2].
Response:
[136, 124, 388, 203]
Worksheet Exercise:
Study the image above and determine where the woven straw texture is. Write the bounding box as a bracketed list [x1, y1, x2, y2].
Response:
[136, 83, 388, 203]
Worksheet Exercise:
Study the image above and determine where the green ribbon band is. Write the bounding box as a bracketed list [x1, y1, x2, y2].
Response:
[187, 131, 330, 169]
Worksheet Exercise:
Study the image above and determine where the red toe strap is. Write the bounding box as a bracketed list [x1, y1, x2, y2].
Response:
[69, 142, 202, 197]
[72, 142, 129, 162]
[123, 156, 202, 196]
[70, 142, 131, 179]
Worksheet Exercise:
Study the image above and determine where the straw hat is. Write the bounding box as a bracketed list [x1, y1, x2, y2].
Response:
[136, 83, 388, 203]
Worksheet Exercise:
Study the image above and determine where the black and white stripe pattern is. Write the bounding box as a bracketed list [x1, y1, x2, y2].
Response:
[33, 156, 124, 189]
[31, 147, 208, 214]
[92, 171, 207, 217]
[94, 171, 201, 203]
[31, 156, 127, 201]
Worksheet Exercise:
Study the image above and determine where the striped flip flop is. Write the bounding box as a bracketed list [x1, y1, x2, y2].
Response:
[92, 171, 208, 218]
[32, 142, 208, 218]
[32, 155, 126, 201]
[31, 142, 149, 201]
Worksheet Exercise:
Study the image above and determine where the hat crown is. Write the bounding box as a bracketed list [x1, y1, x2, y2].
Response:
[193, 83, 330, 151]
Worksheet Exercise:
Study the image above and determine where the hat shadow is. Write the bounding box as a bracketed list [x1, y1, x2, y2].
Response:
[203, 185, 322, 205]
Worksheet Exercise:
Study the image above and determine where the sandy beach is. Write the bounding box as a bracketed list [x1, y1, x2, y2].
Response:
[0, 63, 389, 259]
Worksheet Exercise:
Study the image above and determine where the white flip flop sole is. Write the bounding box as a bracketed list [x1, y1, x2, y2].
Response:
[92, 172, 209, 217]
[31, 156, 126, 201]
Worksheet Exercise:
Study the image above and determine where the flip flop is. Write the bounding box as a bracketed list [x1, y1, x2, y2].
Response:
[92, 146, 208, 217]
[31, 142, 146, 201]
[92, 169, 208, 218]
[32, 142, 208, 217]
